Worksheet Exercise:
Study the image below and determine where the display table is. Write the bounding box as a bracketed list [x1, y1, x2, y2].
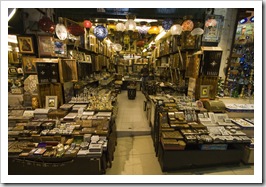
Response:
[8, 155, 103, 175]
[157, 143, 245, 172]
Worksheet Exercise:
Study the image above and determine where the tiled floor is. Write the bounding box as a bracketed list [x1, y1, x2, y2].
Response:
[106, 91, 254, 175]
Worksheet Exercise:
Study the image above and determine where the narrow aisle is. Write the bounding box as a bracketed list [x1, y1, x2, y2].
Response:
[115, 90, 151, 137]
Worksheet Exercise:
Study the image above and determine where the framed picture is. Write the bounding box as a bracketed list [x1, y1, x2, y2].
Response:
[17, 36, 35, 54]
[52, 38, 67, 57]
[86, 55, 92, 63]
[200, 85, 210, 99]
[37, 35, 53, 57]
[22, 56, 37, 74]
[8, 67, 18, 75]
[45, 96, 58, 109]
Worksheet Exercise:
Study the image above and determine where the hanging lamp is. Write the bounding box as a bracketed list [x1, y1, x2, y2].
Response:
[116, 22, 126, 32]
[170, 24, 182, 35]
[83, 20, 92, 29]
[125, 14, 136, 32]
[148, 22, 160, 35]
[162, 19, 173, 31]
[94, 25, 108, 41]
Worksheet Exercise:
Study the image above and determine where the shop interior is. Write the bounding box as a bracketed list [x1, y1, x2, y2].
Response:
[5, 7, 258, 180]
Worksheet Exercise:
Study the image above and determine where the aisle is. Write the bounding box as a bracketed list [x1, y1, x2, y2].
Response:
[115, 90, 151, 137]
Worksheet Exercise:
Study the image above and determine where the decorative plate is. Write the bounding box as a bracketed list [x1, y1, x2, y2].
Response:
[55, 23, 68, 40]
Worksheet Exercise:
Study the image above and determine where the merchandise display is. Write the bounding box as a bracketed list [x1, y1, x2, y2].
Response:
[7, 8, 256, 176]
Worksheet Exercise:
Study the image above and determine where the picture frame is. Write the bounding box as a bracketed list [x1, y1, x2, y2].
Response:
[17, 36, 35, 54]
[22, 56, 37, 74]
[45, 96, 58, 109]
[85, 55, 92, 63]
[52, 38, 67, 57]
[8, 67, 18, 75]
[200, 85, 210, 98]
[37, 35, 53, 57]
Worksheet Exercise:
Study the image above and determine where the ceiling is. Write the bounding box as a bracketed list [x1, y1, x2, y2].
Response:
[54, 8, 207, 24]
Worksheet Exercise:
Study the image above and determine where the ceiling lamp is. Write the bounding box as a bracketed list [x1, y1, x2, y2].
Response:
[162, 19, 173, 31]
[116, 22, 126, 32]
[191, 28, 204, 36]
[138, 22, 149, 35]
[170, 24, 182, 35]
[38, 16, 55, 33]
[107, 21, 116, 32]
[182, 19, 194, 31]
[94, 25, 108, 41]
[125, 14, 136, 32]
[83, 20, 92, 28]
[148, 22, 160, 35]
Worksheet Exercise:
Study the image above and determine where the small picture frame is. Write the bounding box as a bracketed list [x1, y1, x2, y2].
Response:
[17, 36, 35, 54]
[45, 96, 58, 109]
[8, 67, 18, 75]
[52, 38, 67, 57]
[85, 55, 92, 63]
[22, 56, 37, 74]
[37, 35, 53, 57]
[200, 85, 210, 98]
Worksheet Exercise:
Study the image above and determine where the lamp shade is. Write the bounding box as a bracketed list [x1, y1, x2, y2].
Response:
[125, 19, 136, 31]
[170, 24, 182, 35]
[83, 20, 92, 28]
[116, 23, 126, 32]
[162, 19, 173, 31]
[182, 20, 194, 31]
[148, 25, 160, 35]
[138, 25, 149, 35]
[94, 25, 108, 40]
[191, 28, 204, 36]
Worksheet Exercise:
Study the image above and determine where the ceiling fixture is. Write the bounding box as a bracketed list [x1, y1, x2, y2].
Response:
[162, 19, 173, 31]
[8, 8, 17, 22]
[94, 25, 108, 41]
[116, 22, 126, 32]
[83, 20, 92, 28]
[148, 22, 160, 35]
[170, 24, 182, 35]
[125, 14, 136, 32]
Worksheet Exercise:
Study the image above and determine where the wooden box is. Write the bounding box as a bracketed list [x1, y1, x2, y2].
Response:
[58, 59, 78, 83]
[37, 83, 64, 108]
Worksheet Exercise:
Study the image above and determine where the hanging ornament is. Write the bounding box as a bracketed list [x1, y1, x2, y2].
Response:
[136, 40, 145, 47]
[38, 16, 55, 33]
[83, 20, 92, 28]
[93, 25, 108, 41]
[170, 24, 182, 35]
[162, 19, 173, 31]
[138, 22, 149, 36]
